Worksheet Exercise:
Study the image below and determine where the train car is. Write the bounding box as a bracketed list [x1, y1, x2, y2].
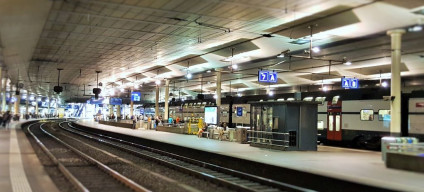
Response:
[318, 95, 424, 149]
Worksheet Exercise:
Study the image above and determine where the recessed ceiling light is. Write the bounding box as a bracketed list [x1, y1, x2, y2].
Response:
[155, 80, 161, 85]
[232, 64, 238, 69]
[344, 61, 352, 65]
[312, 47, 320, 53]
[186, 73, 192, 79]
[206, 70, 211, 73]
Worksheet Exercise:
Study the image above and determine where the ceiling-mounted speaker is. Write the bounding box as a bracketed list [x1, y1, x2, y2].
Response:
[15, 90, 20, 95]
[54, 86, 63, 94]
[197, 94, 204, 100]
[93, 88, 101, 99]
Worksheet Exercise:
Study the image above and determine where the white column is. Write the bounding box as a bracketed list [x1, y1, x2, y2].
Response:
[109, 104, 113, 118]
[25, 96, 29, 115]
[35, 97, 39, 115]
[14, 93, 21, 115]
[164, 79, 170, 120]
[8, 85, 13, 112]
[117, 105, 121, 119]
[155, 85, 159, 117]
[1, 77, 6, 112]
[0, 67, 2, 112]
[387, 29, 405, 136]
[216, 69, 222, 106]
[130, 89, 134, 117]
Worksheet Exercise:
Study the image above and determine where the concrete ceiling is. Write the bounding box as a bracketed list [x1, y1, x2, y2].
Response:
[0, 0, 424, 102]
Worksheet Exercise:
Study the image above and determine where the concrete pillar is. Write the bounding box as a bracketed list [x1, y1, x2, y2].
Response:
[1, 78, 6, 112]
[117, 105, 121, 119]
[35, 97, 39, 115]
[387, 29, 405, 136]
[0, 67, 2, 112]
[155, 85, 159, 117]
[47, 96, 51, 116]
[216, 69, 222, 106]
[25, 95, 29, 115]
[8, 86, 13, 112]
[14, 93, 21, 115]
[109, 104, 113, 118]
[130, 89, 134, 117]
[164, 79, 170, 120]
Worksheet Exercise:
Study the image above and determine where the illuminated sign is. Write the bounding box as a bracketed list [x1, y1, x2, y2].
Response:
[131, 92, 141, 101]
[341, 78, 359, 89]
[236, 107, 243, 117]
[258, 70, 278, 83]
[110, 98, 122, 105]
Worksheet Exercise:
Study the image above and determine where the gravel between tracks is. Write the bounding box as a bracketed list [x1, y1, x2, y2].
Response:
[47, 122, 233, 192]
[23, 123, 77, 192]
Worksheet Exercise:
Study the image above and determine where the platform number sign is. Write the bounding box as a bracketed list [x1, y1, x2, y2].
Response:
[131, 92, 141, 101]
[258, 70, 278, 83]
[236, 107, 243, 117]
[341, 78, 359, 89]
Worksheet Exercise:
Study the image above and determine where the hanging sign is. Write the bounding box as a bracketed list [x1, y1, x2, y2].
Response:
[258, 70, 278, 83]
[236, 107, 243, 117]
[131, 92, 141, 101]
[341, 78, 359, 89]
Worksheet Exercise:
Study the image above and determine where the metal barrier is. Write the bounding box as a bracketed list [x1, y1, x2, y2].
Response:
[247, 130, 289, 148]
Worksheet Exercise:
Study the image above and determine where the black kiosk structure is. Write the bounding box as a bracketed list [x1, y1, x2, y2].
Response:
[249, 101, 319, 151]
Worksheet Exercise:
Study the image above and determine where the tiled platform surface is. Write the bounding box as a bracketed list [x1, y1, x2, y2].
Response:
[0, 120, 59, 192]
[77, 119, 424, 191]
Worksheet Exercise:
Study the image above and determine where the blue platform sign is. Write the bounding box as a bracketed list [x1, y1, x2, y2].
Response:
[131, 92, 141, 101]
[110, 98, 122, 105]
[341, 78, 359, 89]
[258, 70, 278, 83]
[236, 107, 243, 117]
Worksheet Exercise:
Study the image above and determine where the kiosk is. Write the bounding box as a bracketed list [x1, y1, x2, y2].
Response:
[249, 101, 319, 151]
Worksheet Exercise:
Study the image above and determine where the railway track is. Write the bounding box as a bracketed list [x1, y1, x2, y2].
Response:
[27, 122, 151, 192]
[58, 121, 314, 192]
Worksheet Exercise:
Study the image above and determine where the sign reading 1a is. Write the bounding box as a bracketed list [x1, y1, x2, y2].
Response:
[258, 70, 278, 83]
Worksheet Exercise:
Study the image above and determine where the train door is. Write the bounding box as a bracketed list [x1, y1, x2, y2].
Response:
[327, 97, 342, 141]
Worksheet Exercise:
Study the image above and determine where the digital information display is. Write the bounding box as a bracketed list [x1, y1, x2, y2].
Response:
[204, 106, 218, 125]
[131, 92, 141, 101]
[110, 98, 122, 105]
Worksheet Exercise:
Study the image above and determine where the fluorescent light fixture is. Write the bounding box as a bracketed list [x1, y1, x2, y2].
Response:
[206, 70, 211, 73]
[29, 96, 35, 101]
[344, 61, 352, 65]
[232, 64, 238, 69]
[408, 25, 422, 32]
[155, 80, 161, 85]
[186, 73, 192, 79]
[268, 91, 274, 96]
[120, 88, 125, 92]
[237, 92, 242, 97]
[134, 84, 140, 89]
[312, 47, 320, 53]
[322, 86, 328, 92]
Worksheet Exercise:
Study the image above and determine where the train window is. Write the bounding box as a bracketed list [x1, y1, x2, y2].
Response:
[360, 110, 374, 121]
[336, 115, 341, 131]
[317, 120, 324, 130]
[315, 97, 326, 102]
[328, 115, 334, 131]
[378, 110, 391, 121]
[332, 96, 340, 103]
[303, 97, 314, 101]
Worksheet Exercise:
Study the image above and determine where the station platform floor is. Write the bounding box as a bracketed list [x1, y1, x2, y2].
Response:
[76, 119, 424, 191]
[0, 120, 59, 192]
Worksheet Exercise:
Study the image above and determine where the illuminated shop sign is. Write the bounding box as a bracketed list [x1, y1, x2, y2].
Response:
[341, 78, 359, 89]
[258, 70, 278, 83]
